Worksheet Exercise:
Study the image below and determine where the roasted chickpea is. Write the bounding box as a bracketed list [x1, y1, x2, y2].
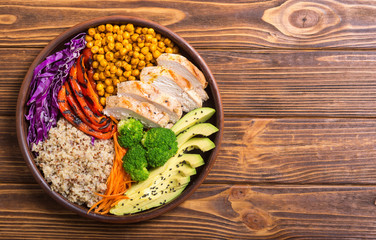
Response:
[86, 41, 94, 48]
[135, 27, 142, 34]
[88, 28, 96, 36]
[98, 89, 105, 96]
[100, 97, 106, 106]
[125, 23, 134, 33]
[133, 51, 140, 59]
[109, 65, 117, 74]
[145, 52, 153, 62]
[94, 33, 101, 40]
[98, 25, 106, 32]
[96, 83, 104, 91]
[106, 85, 114, 94]
[116, 68, 123, 77]
[94, 40, 102, 47]
[99, 72, 106, 80]
[132, 69, 140, 77]
[104, 78, 112, 86]
[123, 71, 131, 78]
[93, 72, 100, 80]
[138, 60, 146, 67]
[113, 78, 120, 86]
[106, 24, 114, 32]
[99, 59, 108, 67]
[116, 34, 123, 42]
[105, 52, 114, 62]
[91, 46, 99, 54]
[115, 42, 123, 51]
[153, 50, 161, 59]
[113, 25, 120, 33]
[119, 47, 127, 56]
[149, 44, 157, 52]
[147, 28, 155, 35]
[123, 31, 130, 39]
[131, 58, 139, 65]
[165, 47, 173, 53]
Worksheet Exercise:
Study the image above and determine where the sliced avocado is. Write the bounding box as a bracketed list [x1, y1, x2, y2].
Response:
[110, 176, 190, 215]
[176, 154, 204, 168]
[171, 107, 216, 135]
[176, 123, 219, 148]
[178, 137, 215, 153]
[129, 185, 186, 213]
[124, 155, 198, 198]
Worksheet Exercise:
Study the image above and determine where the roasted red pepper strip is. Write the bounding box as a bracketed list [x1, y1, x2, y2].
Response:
[68, 63, 107, 126]
[57, 84, 115, 140]
[64, 81, 113, 133]
[82, 48, 97, 93]
[76, 55, 103, 115]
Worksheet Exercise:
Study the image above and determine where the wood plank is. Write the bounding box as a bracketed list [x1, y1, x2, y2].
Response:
[1, 0, 376, 49]
[4, 48, 376, 117]
[5, 115, 376, 184]
[209, 117, 376, 184]
[2, 183, 376, 239]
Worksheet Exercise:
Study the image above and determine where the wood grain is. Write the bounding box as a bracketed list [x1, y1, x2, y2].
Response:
[3, 0, 376, 237]
[2, 0, 376, 49]
[4, 48, 376, 117]
[5, 115, 376, 185]
[2, 183, 376, 239]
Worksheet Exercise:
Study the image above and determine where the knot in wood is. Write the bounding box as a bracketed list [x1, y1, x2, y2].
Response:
[0, 14, 17, 25]
[289, 9, 319, 28]
[230, 187, 247, 200]
[262, 0, 341, 38]
[242, 210, 270, 231]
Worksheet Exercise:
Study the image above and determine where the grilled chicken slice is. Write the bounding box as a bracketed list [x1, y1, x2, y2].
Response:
[117, 81, 182, 123]
[140, 66, 202, 112]
[103, 95, 170, 128]
[157, 53, 208, 101]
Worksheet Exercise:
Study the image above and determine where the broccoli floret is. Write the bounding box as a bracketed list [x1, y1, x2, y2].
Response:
[142, 128, 178, 168]
[123, 144, 149, 182]
[117, 118, 144, 148]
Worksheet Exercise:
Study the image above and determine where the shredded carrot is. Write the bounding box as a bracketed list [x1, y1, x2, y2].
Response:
[88, 132, 132, 214]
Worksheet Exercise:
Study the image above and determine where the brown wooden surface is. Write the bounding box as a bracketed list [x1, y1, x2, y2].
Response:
[2, 0, 376, 239]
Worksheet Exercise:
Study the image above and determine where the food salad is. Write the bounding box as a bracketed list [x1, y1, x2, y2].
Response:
[26, 23, 218, 216]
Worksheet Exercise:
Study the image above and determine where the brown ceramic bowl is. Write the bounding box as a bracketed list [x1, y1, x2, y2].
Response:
[16, 15, 223, 223]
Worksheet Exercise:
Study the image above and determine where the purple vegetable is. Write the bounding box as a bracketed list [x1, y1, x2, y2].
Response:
[26, 33, 86, 145]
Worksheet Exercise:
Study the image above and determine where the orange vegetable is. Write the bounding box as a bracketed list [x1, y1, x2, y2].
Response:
[88, 132, 132, 214]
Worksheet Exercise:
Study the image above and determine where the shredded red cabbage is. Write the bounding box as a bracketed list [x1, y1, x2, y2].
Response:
[26, 33, 86, 145]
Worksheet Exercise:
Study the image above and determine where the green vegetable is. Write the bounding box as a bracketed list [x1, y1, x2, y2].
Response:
[122, 144, 149, 182]
[117, 118, 144, 148]
[170, 107, 216, 135]
[176, 123, 218, 148]
[142, 128, 178, 168]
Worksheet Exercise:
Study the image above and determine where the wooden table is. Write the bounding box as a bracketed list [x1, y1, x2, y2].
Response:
[2, 0, 376, 239]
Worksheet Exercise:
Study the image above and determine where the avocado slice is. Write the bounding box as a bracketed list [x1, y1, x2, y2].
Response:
[178, 137, 215, 153]
[128, 184, 187, 213]
[176, 154, 204, 168]
[176, 123, 219, 148]
[110, 176, 190, 215]
[124, 155, 199, 198]
[171, 107, 216, 135]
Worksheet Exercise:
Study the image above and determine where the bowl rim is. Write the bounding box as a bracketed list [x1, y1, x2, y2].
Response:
[16, 15, 224, 223]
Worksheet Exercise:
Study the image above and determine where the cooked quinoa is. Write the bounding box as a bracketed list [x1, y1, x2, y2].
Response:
[32, 118, 114, 207]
